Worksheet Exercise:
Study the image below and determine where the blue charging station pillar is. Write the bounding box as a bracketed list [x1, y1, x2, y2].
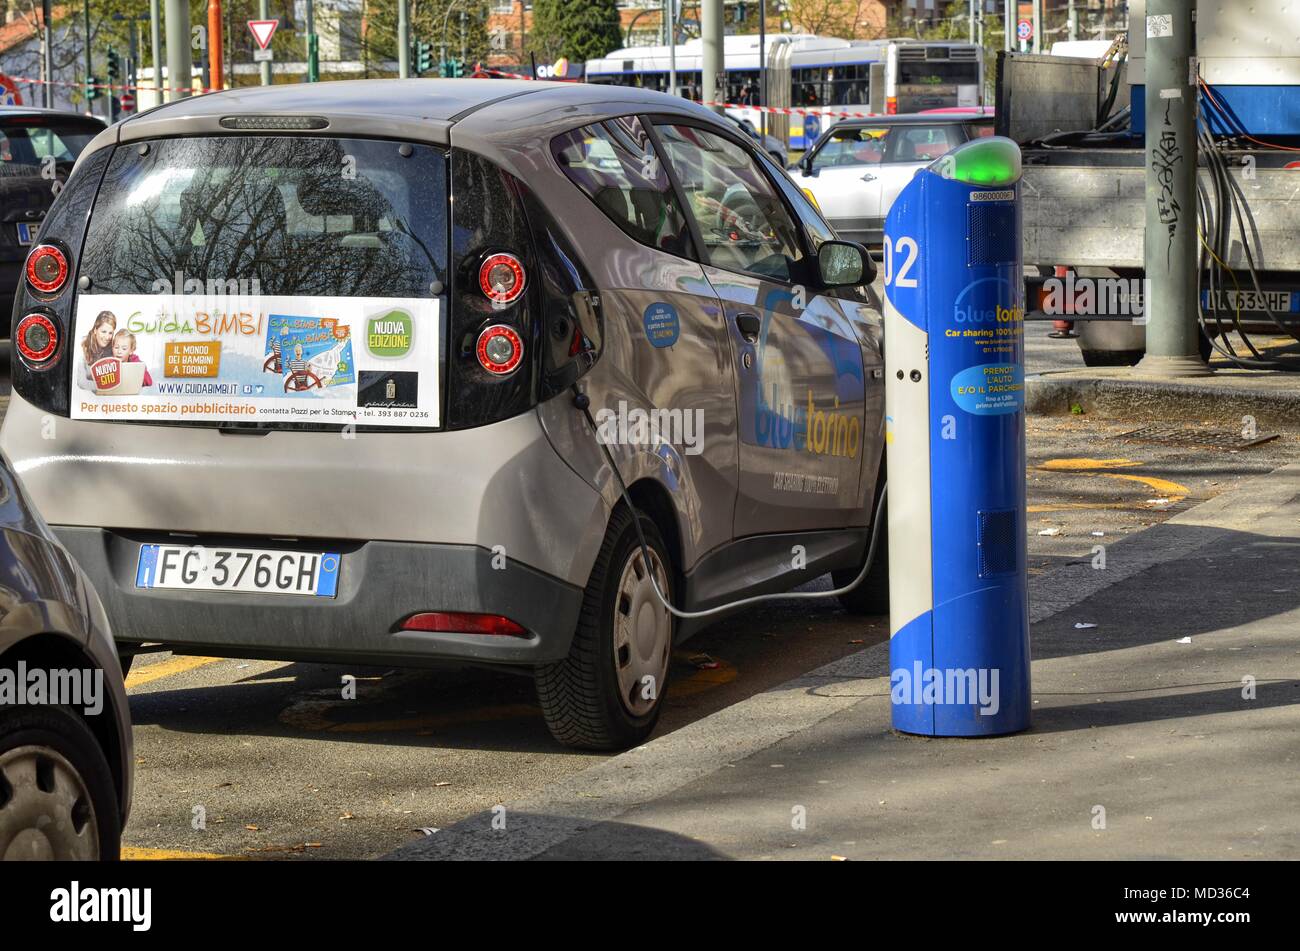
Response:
[883, 137, 1031, 736]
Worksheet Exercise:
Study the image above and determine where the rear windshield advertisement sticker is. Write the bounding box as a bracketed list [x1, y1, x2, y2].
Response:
[71, 294, 439, 427]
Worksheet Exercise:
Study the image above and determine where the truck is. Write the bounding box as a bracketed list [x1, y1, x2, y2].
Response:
[1000, 0, 1300, 367]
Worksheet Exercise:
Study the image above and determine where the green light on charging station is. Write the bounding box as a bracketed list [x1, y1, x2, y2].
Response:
[931, 136, 1022, 186]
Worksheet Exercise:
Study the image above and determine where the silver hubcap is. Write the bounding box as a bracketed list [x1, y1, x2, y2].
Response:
[613, 544, 672, 718]
[0, 745, 100, 860]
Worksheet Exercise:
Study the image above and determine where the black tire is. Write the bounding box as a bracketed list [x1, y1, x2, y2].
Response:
[536, 507, 674, 750]
[834, 481, 890, 616]
[0, 705, 121, 861]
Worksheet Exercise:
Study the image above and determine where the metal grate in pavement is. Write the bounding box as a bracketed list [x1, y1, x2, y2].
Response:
[1116, 425, 1280, 450]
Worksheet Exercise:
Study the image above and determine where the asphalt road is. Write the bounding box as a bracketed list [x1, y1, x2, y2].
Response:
[3, 334, 1296, 859]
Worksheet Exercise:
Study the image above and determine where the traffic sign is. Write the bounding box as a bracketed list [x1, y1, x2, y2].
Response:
[120, 91, 136, 112]
[1016, 19, 1033, 41]
[248, 19, 278, 50]
[0, 72, 21, 106]
[253, 48, 274, 63]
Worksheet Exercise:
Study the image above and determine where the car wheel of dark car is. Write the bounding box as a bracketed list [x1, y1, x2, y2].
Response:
[536, 506, 673, 750]
[0, 705, 121, 860]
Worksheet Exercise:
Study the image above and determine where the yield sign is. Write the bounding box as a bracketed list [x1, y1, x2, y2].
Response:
[248, 19, 278, 50]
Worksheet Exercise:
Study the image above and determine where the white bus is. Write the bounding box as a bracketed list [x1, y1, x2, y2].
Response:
[586, 33, 984, 149]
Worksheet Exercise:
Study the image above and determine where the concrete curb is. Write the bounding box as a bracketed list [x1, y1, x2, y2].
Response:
[1025, 371, 1300, 431]
[387, 464, 1300, 861]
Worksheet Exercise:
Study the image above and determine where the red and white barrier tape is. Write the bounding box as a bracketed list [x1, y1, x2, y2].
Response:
[7, 74, 211, 95]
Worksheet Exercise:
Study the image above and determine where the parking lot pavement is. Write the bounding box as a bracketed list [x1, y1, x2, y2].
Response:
[394, 463, 1300, 861]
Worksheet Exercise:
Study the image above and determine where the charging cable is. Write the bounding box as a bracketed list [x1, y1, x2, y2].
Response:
[573, 389, 888, 620]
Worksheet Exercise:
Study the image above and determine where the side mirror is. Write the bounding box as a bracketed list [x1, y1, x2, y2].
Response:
[800, 154, 814, 176]
[818, 240, 875, 287]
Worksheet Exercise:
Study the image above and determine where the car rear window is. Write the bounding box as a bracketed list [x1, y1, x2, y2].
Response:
[0, 118, 99, 172]
[81, 135, 447, 298]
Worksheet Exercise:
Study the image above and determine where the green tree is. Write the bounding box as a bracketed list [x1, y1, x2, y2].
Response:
[531, 0, 622, 64]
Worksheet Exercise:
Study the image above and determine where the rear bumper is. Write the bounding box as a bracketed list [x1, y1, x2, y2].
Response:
[55, 526, 584, 667]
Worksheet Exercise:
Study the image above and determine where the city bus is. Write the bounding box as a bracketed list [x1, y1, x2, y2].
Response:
[586, 33, 984, 149]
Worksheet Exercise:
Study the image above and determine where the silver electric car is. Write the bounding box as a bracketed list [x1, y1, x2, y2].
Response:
[2, 80, 886, 750]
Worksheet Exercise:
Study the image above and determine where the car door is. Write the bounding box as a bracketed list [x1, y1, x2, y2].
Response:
[652, 120, 867, 538]
[794, 125, 889, 246]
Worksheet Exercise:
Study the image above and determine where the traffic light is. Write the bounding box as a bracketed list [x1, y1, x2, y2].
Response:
[85, 76, 100, 101]
[413, 40, 433, 76]
[106, 48, 120, 83]
[449, 59, 463, 78]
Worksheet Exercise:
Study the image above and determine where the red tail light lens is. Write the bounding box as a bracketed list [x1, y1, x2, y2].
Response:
[400, 611, 528, 637]
[476, 324, 523, 375]
[25, 244, 69, 294]
[14, 312, 59, 364]
[478, 252, 526, 304]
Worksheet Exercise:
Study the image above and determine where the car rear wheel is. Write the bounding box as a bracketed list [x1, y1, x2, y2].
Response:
[536, 507, 674, 750]
[0, 706, 121, 860]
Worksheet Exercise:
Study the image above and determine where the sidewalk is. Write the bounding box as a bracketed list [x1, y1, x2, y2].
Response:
[390, 465, 1300, 861]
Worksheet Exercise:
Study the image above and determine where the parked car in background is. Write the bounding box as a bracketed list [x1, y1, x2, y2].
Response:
[0, 454, 131, 861]
[0, 109, 105, 337]
[790, 113, 994, 249]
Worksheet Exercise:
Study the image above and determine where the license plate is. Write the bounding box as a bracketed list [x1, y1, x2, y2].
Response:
[1201, 289, 1299, 315]
[135, 545, 340, 597]
[15, 221, 39, 246]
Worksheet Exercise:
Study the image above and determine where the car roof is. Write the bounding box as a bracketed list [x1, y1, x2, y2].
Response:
[0, 106, 106, 126]
[114, 79, 717, 140]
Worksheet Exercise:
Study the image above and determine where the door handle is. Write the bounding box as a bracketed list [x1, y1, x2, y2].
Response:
[734, 311, 761, 341]
[861, 172, 877, 182]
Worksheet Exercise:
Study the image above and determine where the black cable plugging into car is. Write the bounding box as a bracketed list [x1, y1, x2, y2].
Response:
[573, 386, 888, 620]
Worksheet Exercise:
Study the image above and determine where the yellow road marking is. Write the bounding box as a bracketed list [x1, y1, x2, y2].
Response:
[1036, 458, 1141, 471]
[1099, 472, 1189, 501]
[1027, 502, 1134, 513]
[125, 655, 222, 689]
[1033, 458, 1189, 506]
[123, 845, 243, 860]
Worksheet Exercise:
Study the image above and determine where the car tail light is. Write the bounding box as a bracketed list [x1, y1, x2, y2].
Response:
[25, 244, 69, 294]
[400, 611, 528, 637]
[14, 312, 59, 364]
[476, 324, 523, 375]
[886, 97, 898, 116]
[478, 252, 526, 304]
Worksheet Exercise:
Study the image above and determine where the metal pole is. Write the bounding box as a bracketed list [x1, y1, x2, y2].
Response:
[41, 0, 54, 108]
[305, 0, 319, 82]
[460, 10, 466, 64]
[668, 0, 677, 96]
[701, 0, 722, 113]
[1136, 0, 1206, 375]
[150, 0, 163, 99]
[1004, 0, 1012, 52]
[398, 0, 410, 78]
[257, 0, 271, 85]
[1031, 0, 1040, 53]
[164, 0, 192, 98]
[759, 0, 766, 136]
[968, 0, 975, 43]
[1067, 0, 1077, 42]
[208, 0, 223, 89]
